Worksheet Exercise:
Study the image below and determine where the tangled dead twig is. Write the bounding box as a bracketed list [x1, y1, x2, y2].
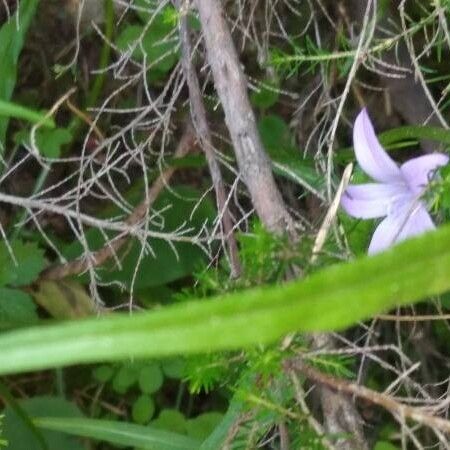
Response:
[39, 125, 197, 281]
[286, 359, 450, 441]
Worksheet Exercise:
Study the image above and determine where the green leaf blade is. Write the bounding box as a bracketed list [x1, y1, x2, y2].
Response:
[0, 224, 449, 375]
[34, 417, 201, 450]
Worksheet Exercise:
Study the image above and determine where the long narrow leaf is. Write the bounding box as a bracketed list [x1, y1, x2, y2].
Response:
[0, 99, 55, 128]
[0, 0, 39, 146]
[34, 417, 200, 450]
[0, 224, 449, 375]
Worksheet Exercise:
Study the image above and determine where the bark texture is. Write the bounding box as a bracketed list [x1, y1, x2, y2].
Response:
[195, 0, 296, 237]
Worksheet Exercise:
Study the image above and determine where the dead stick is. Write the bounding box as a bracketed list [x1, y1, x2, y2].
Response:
[194, 1, 366, 448]
[286, 360, 450, 435]
[40, 126, 196, 281]
[177, 1, 241, 277]
[194, 0, 296, 237]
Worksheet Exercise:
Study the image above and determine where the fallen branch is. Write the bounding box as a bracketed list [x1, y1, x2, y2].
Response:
[177, 0, 241, 277]
[39, 126, 196, 280]
[194, 1, 367, 448]
[194, 0, 296, 237]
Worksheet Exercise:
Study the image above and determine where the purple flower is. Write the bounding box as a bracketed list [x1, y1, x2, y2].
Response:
[341, 109, 449, 254]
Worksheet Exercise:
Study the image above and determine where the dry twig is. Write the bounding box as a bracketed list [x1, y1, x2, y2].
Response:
[40, 126, 196, 280]
[177, 0, 241, 277]
[286, 360, 450, 437]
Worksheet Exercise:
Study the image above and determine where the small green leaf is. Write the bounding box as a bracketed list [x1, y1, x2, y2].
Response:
[92, 365, 114, 383]
[0, 288, 37, 329]
[36, 128, 72, 158]
[258, 114, 292, 151]
[132, 394, 155, 424]
[112, 364, 139, 394]
[161, 358, 185, 379]
[116, 7, 179, 76]
[186, 413, 223, 441]
[0, 240, 45, 287]
[152, 410, 186, 435]
[251, 82, 279, 109]
[138, 364, 164, 394]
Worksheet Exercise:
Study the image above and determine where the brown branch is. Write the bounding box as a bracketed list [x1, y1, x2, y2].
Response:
[286, 360, 450, 436]
[194, 1, 367, 448]
[194, 0, 296, 237]
[177, 0, 241, 277]
[39, 126, 196, 281]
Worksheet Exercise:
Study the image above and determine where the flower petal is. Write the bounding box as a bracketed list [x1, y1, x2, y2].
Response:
[353, 109, 401, 183]
[368, 202, 435, 254]
[341, 183, 410, 219]
[400, 153, 449, 195]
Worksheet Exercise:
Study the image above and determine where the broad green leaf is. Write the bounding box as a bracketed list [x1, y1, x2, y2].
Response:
[0, 224, 450, 375]
[0, 100, 55, 128]
[0, 240, 45, 287]
[34, 417, 201, 450]
[62, 186, 215, 290]
[0, 0, 39, 147]
[0, 288, 37, 328]
[258, 115, 324, 195]
[3, 397, 83, 450]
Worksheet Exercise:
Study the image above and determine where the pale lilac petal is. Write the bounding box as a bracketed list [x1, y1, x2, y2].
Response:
[400, 153, 449, 195]
[353, 109, 401, 183]
[395, 203, 435, 241]
[341, 183, 410, 219]
[368, 202, 435, 254]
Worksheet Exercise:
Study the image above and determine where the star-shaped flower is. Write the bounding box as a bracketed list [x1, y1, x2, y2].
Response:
[341, 109, 449, 254]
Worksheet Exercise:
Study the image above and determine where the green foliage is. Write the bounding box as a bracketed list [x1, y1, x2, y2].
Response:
[62, 186, 215, 290]
[250, 80, 280, 109]
[132, 394, 155, 424]
[0, 223, 450, 375]
[0, 240, 45, 287]
[3, 396, 83, 450]
[0, 0, 39, 147]
[0, 288, 37, 328]
[0, 100, 54, 128]
[0, 240, 44, 328]
[116, 4, 179, 80]
[258, 114, 325, 195]
[139, 363, 164, 393]
[14, 127, 72, 159]
[0, 415, 7, 448]
[34, 416, 201, 450]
